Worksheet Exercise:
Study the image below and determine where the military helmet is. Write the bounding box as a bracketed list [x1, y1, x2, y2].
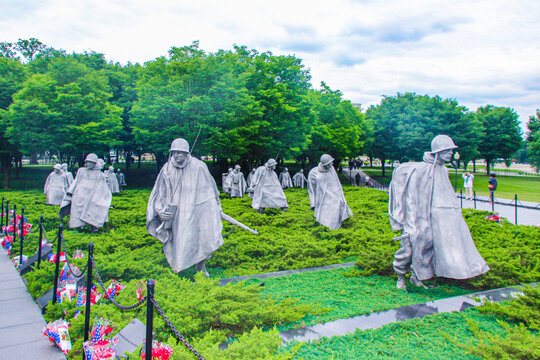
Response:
[320, 154, 334, 166]
[85, 153, 98, 164]
[234, 165, 241, 169]
[169, 138, 190, 153]
[53, 164, 62, 170]
[431, 135, 458, 153]
[266, 158, 277, 167]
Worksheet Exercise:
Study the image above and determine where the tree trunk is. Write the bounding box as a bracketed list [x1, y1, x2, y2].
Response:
[116, 149, 119, 164]
[30, 154, 39, 165]
[138, 149, 142, 168]
[485, 159, 491, 175]
[381, 159, 386, 176]
[369, 156, 373, 167]
[473, 160, 476, 173]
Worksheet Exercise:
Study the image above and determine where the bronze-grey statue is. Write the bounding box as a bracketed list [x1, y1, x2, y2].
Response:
[44, 164, 69, 205]
[246, 168, 256, 188]
[249, 159, 288, 213]
[389, 135, 489, 290]
[146, 138, 224, 277]
[292, 169, 307, 188]
[61, 163, 73, 186]
[116, 168, 126, 190]
[307, 154, 353, 229]
[222, 168, 233, 194]
[105, 166, 120, 194]
[229, 165, 247, 198]
[279, 168, 293, 189]
[59, 153, 112, 230]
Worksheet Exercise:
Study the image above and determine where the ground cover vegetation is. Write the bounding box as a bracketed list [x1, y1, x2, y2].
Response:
[2, 184, 539, 358]
[0, 38, 533, 190]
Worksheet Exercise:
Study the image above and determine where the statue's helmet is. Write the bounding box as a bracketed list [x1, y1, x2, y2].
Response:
[61, 163, 67, 169]
[431, 135, 458, 153]
[235, 165, 241, 169]
[284, 167, 288, 171]
[320, 154, 334, 166]
[266, 158, 277, 167]
[53, 164, 62, 171]
[169, 138, 189, 153]
[109, 166, 114, 171]
[116, 168, 121, 172]
[85, 153, 98, 164]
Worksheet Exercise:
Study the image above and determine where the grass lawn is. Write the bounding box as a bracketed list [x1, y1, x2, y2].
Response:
[361, 167, 540, 202]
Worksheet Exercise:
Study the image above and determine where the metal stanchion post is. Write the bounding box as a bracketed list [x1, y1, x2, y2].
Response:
[83, 242, 94, 346]
[515, 194, 518, 225]
[460, 190, 463, 208]
[145, 279, 155, 359]
[5, 200, 9, 229]
[52, 224, 63, 305]
[1, 197, 4, 232]
[491, 193, 495, 212]
[12, 204, 16, 247]
[19, 207, 24, 266]
[473, 191, 476, 209]
[37, 216, 43, 269]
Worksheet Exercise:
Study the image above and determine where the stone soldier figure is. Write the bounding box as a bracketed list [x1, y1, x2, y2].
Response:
[307, 154, 353, 230]
[61, 163, 74, 186]
[44, 164, 70, 205]
[389, 135, 489, 290]
[249, 159, 288, 213]
[146, 138, 224, 277]
[246, 168, 256, 188]
[230, 165, 247, 198]
[279, 168, 293, 189]
[105, 166, 120, 194]
[222, 168, 233, 194]
[292, 169, 308, 188]
[59, 153, 112, 230]
[116, 168, 127, 190]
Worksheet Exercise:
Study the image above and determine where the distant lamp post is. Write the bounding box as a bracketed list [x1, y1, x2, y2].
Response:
[454, 151, 460, 191]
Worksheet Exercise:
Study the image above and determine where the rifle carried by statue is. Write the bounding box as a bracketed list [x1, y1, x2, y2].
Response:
[221, 212, 258, 235]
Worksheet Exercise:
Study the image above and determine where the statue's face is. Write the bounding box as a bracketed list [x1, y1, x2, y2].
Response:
[234, 168, 240, 173]
[269, 164, 276, 171]
[85, 161, 94, 169]
[54, 168, 61, 174]
[322, 162, 333, 171]
[439, 149, 453, 162]
[172, 151, 189, 166]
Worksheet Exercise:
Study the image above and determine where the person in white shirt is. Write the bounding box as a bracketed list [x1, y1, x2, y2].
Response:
[462, 172, 475, 200]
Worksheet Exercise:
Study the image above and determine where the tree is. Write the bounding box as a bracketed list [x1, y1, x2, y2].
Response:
[476, 105, 522, 174]
[526, 110, 540, 172]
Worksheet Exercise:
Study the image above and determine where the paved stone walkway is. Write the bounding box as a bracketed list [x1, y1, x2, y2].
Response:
[280, 283, 531, 344]
[0, 246, 65, 360]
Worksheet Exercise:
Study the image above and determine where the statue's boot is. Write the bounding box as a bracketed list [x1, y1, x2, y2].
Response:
[396, 275, 407, 290]
[281, 207, 288, 212]
[410, 273, 428, 289]
[195, 260, 210, 278]
[257, 208, 265, 214]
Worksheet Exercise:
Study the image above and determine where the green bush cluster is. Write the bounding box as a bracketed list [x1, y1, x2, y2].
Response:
[2, 186, 538, 359]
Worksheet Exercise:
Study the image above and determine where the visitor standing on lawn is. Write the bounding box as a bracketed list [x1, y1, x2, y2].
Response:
[488, 174, 497, 204]
[462, 172, 474, 200]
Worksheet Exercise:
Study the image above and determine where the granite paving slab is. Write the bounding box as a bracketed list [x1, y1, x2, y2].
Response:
[0, 246, 66, 360]
[280, 283, 534, 344]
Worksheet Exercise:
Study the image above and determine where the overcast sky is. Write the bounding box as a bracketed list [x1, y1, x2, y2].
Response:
[2, 0, 539, 130]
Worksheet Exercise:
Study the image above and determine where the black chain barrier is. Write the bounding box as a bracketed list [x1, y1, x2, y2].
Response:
[91, 256, 147, 310]
[151, 297, 206, 360]
[59, 230, 88, 280]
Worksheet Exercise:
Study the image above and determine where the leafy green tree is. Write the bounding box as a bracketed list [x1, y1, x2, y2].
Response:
[5, 56, 123, 165]
[476, 105, 522, 174]
[304, 83, 368, 165]
[365, 93, 479, 174]
[526, 110, 540, 172]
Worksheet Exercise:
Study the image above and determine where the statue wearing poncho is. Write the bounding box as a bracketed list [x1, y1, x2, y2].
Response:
[44, 164, 70, 205]
[292, 169, 307, 188]
[59, 154, 112, 229]
[249, 159, 288, 212]
[105, 166, 120, 193]
[279, 168, 293, 189]
[389, 135, 489, 289]
[229, 165, 247, 198]
[307, 154, 353, 230]
[61, 163, 73, 186]
[146, 139, 223, 274]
